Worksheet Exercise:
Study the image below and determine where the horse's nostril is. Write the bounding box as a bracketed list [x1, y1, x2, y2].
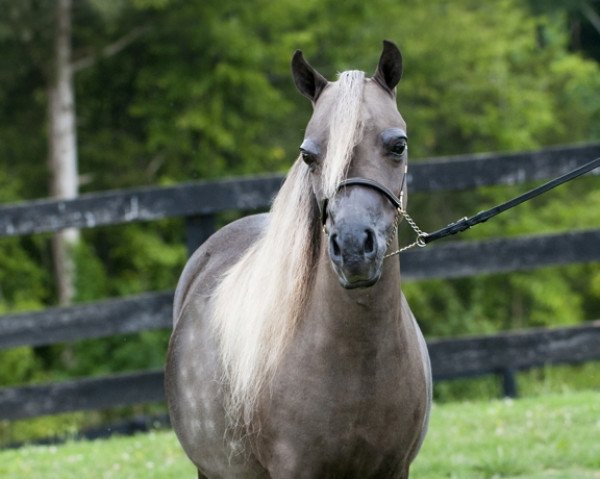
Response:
[364, 229, 375, 255]
[330, 234, 341, 258]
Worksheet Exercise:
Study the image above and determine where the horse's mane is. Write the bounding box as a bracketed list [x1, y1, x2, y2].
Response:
[211, 70, 366, 424]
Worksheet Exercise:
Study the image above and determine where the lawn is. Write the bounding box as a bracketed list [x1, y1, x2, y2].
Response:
[411, 390, 600, 479]
[1, 390, 598, 478]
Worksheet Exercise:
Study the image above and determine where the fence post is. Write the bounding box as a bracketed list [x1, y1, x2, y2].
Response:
[500, 368, 518, 398]
[185, 214, 215, 256]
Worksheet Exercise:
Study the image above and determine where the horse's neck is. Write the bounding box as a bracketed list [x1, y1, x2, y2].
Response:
[304, 240, 405, 351]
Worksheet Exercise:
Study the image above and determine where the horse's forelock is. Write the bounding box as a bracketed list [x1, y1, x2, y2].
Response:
[322, 70, 366, 198]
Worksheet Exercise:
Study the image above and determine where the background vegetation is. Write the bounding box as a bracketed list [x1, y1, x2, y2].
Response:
[0, 0, 599, 442]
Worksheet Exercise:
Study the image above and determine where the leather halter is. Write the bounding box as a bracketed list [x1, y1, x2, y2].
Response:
[319, 174, 406, 226]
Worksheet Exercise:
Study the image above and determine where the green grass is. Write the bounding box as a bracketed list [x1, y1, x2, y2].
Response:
[411, 390, 600, 479]
[0, 431, 195, 479]
[1, 391, 598, 478]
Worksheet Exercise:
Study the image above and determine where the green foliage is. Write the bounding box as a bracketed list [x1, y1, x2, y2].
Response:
[388, 1, 600, 156]
[0, 348, 40, 386]
[77, 222, 186, 299]
[72, 240, 109, 303]
[122, 0, 311, 181]
[63, 331, 170, 379]
[0, 237, 49, 312]
[405, 265, 589, 340]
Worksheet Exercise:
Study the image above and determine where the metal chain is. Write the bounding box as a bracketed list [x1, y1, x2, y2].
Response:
[384, 208, 428, 258]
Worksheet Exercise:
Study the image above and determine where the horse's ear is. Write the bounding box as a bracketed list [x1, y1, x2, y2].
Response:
[373, 40, 403, 94]
[292, 50, 328, 103]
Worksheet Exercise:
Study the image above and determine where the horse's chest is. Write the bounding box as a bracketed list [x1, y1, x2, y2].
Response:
[255, 339, 427, 477]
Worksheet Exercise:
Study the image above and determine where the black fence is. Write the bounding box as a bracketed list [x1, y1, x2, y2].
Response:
[1, 143, 600, 422]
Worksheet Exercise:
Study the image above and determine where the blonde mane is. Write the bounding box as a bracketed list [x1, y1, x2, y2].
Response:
[211, 70, 366, 424]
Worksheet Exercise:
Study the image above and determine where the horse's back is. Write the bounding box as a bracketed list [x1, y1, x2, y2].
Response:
[173, 213, 269, 325]
[167, 213, 270, 478]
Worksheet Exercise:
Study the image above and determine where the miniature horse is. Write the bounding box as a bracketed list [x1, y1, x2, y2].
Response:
[166, 40, 432, 478]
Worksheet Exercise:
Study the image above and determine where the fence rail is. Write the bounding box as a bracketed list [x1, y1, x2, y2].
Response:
[0, 371, 165, 421]
[1, 143, 598, 238]
[1, 142, 599, 422]
[1, 230, 599, 353]
[2, 320, 598, 421]
[0, 292, 173, 350]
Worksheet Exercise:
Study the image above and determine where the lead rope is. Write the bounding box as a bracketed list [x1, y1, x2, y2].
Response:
[384, 155, 600, 258]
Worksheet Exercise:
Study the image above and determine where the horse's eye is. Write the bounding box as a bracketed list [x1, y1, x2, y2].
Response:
[390, 140, 407, 158]
[300, 139, 320, 170]
[300, 149, 317, 167]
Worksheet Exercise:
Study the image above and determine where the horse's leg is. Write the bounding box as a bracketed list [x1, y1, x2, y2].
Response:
[400, 465, 410, 479]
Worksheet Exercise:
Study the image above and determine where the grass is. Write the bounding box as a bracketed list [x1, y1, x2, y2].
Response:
[411, 390, 600, 478]
[0, 431, 195, 479]
[1, 390, 598, 478]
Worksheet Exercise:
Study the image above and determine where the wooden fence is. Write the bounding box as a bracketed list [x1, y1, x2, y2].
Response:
[1, 143, 600, 422]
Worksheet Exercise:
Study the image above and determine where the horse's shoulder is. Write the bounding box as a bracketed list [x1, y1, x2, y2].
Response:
[173, 213, 269, 325]
[219, 212, 270, 243]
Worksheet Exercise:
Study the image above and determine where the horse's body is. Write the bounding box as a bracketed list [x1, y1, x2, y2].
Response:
[166, 41, 432, 478]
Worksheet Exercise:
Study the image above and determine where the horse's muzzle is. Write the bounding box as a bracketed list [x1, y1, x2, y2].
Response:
[328, 226, 382, 289]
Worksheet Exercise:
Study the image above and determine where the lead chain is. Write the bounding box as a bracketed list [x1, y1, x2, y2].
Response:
[384, 208, 428, 258]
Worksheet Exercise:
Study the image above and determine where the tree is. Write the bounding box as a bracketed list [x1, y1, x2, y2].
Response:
[48, 0, 78, 306]
[0, 0, 149, 305]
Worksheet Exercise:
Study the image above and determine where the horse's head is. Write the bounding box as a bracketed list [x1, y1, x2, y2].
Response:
[292, 41, 408, 289]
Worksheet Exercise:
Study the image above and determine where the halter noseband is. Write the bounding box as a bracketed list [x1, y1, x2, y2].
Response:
[319, 173, 406, 226]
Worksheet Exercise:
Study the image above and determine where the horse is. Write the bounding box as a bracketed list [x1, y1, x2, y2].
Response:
[165, 40, 432, 479]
